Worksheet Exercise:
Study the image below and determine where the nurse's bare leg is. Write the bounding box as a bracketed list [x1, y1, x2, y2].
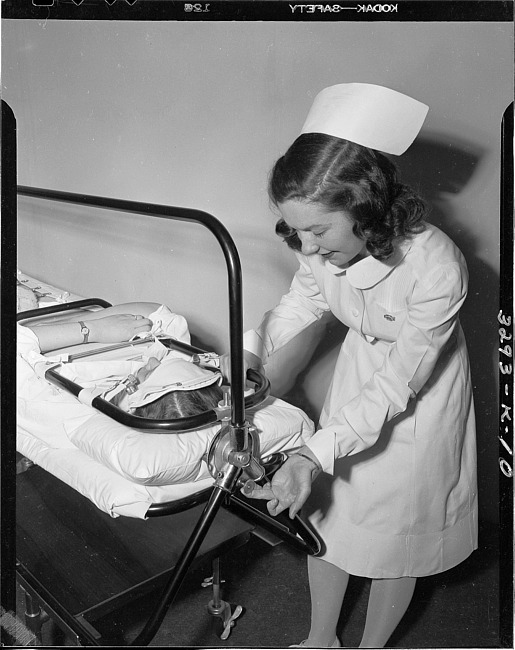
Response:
[359, 576, 416, 648]
[303, 555, 348, 647]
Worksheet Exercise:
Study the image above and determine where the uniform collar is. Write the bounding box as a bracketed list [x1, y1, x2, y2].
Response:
[323, 238, 412, 288]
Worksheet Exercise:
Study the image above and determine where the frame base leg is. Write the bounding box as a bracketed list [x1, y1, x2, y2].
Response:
[20, 589, 46, 646]
[205, 557, 243, 640]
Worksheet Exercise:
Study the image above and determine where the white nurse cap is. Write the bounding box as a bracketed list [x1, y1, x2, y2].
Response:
[127, 357, 222, 409]
[300, 83, 429, 156]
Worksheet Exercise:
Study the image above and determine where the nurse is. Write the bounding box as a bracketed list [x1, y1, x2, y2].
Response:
[239, 84, 478, 647]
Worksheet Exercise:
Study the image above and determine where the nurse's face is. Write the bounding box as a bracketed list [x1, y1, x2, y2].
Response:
[278, 200, 368, 268]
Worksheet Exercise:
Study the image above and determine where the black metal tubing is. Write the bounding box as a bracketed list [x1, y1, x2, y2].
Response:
[18, 185, 247, 437]
[131, 465, 242, 646]
[16, 186, 250, 645]
[16, 185, 319, 648]
[146, 450, 289, 518]
[42, 363, 270, 433]
[226, 494, 321, 556]
[18, 297, 270, 432]
[147, 453, 323, 558]
[45, 366, 219, 432]
[146, 487, 213, 517]
[16, 566, 102, 646]
[146, 451, 286, 517]
[16, 299, 112, 321]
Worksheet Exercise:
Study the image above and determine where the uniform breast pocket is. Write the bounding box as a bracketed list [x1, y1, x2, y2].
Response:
[365, 303, 407, 342]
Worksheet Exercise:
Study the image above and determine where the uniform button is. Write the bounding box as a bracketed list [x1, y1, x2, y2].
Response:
[351, 309, 359, 317]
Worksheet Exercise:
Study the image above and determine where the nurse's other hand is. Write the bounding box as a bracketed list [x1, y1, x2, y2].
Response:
[220, 350, 263, 382]
[246, 454, 320, 519]
[87, 314, 152, 343]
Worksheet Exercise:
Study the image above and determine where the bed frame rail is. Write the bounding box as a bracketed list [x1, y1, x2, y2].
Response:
[18, 185, 250, 436]
[16, 183, 321, 647]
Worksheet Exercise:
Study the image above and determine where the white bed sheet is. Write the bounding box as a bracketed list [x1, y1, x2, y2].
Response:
[17, 273, 315, 519]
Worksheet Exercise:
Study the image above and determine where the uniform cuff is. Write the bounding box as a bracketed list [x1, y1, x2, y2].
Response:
[305, 430, 336, 475]
[243, 329, 267, 361]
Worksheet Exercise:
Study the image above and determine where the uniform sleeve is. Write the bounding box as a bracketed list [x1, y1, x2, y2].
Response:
[307, 261, 469, 474]
[244, 254, 331, 361]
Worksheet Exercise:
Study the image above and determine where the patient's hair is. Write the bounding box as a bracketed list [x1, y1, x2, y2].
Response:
[133, 383, 224, 420]
[269, 133, 427, 261]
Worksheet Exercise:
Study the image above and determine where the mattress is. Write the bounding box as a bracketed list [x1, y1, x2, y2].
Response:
[17, 273, 315, 519]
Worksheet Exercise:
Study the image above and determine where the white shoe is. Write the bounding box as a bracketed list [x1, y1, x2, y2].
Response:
[289, 639, 341, 648]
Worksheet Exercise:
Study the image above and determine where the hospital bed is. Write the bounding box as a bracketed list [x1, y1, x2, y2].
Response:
[14, 181, 322, 646]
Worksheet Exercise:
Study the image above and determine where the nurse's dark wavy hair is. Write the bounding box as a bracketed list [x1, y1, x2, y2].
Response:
[269, 133, 427, 261]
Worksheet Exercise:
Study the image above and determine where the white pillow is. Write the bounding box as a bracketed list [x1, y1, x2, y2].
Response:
[18, 307, 315, 487]
[17, 428, 154, 519]
[65, 396, 314, 486]
[18, 427, 219, 519]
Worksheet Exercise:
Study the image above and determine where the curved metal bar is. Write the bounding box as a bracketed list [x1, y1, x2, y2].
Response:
[130, 465, 242, 646]
[92, 391, 219, 431]
[146, 452, 322, 557]
[146, 487, 213, 517]
[244, 368, 271, 408]
[17, 185, 246, 434]
[18, 296, 271, 431]
[43, 363, 270, 433]
[16, 299, 113, 322]
[18, 293, 270, 430]
[146, 453, 287, 517]
[226, 493, 322, 557]
[17, 185, 316, 647]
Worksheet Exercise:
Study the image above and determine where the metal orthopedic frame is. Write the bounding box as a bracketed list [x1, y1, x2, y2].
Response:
[16, 184, 321, 645]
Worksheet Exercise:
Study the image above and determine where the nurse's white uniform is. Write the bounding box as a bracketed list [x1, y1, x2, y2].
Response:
[244, 223, 477, 578]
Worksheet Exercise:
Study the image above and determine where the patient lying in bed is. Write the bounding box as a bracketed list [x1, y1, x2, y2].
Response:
[23, 301, 234, 420]
[24, 303, 223, 420]
[17, 300, 314, 518]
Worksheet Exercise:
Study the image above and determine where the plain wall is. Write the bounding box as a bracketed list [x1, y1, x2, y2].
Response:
[5, 20, 513, 523]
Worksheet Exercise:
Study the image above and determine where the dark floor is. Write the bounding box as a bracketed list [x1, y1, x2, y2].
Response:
[16, 520, 503, 649]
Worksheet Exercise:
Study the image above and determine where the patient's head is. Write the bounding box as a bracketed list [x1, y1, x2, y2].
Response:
[133, 382, 224, 419]
[127, 356, 224, 420]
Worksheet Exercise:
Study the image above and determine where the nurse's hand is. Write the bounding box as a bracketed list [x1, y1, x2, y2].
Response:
[220, 350, 263, 382]
[88, 314, 152, 343]
[246, 451, 321, 519]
